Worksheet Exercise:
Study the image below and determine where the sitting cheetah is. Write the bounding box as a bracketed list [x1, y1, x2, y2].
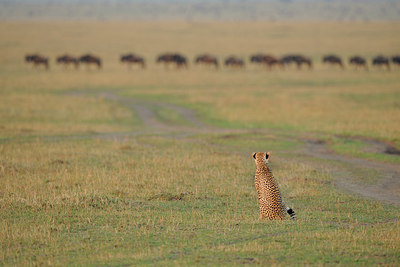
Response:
[252, 152, 296, 220]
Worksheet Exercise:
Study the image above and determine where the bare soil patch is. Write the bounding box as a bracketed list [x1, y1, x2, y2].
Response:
[301, 138, 400, 206]
[70, 91, 400, 206]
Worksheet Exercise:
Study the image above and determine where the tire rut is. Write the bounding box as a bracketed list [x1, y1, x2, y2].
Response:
[300, 139, 400, 206]
[100, 92, 211, 133]
[15, 90, 399, 206]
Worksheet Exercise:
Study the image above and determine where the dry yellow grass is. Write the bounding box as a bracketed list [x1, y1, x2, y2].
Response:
[1, 21, 399, 140]
[1, 21, 399, 62]
[0, 93, 136, 137]
[1, 21, 400, 265]
[2, 135, 397, 265]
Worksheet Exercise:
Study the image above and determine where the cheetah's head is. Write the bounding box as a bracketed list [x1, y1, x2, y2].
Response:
[252, 152, 270, 165]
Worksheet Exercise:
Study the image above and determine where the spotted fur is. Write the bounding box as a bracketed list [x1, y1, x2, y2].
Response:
[252, 152, 296, 220]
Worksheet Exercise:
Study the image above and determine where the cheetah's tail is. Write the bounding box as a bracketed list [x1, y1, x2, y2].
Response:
[286, 207, 296, 221]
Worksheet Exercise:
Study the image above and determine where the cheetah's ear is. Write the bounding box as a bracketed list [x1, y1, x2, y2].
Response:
[265, 152, 270, 160]
[252, 152, 257, 159]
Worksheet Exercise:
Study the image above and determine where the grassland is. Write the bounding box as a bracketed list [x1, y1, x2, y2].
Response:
[1, 21, 400, 265]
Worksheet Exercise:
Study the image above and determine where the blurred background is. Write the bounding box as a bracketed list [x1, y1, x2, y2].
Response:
[1, 0, 400, 21]
[1, 1, 400, 266]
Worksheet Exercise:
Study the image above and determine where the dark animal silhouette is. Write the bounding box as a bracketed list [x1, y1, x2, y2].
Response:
[25, 54, 38, 63]
[372, 55, 390, 70]
[293, 55, 312, 70]
[392, 55, 400, 66]
[262, 55, 282, 69]
[281, 54, 312, 70]
[250, 54, 268, 64]
[280, 55, 298, 66]
[322, 55, 344, 69]
[157, 53, 187, 69]
[224, 56, 245, 68]
[25, 54, 49, 69]
[250, 54, 282, 69]
[79, 54, 102, 69]
[57, 54, 79, 69]
[194, 54, 218, 69]
[120, 53, 145, 69]
[349, 56, 368, 70]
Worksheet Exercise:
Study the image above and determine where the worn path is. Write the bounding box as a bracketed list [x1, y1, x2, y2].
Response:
[301, 139, 400, 206]
[98, 91, 400, 206]
[9, 91, 397, 206]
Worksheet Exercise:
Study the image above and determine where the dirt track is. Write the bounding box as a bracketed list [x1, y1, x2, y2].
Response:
[100, 92, 209, 131]
[69, 92, 400, 206]
[301, 139, 400, 206]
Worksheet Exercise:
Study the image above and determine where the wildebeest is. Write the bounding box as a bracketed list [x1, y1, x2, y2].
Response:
[280, 55, 296, 66]
[349, 56, 368, 70]
[156, 53, 188, 69]
[392, 55, 400, 66]
[372, 55, 390, 70]
[79, 54, 102, 69]
[25, 54, 49, 69]
[322, 55, 344, 69]
[250, 54, 282, 69]
[281, 54, 312, 70]
[120, 53, 145, 69]
[57, 54, 79, 69]
[194, 54, 218, 69]
[262, 56, 282, 69]
[224, 56, 245, 68]
[250, 53, 267, 64]
[25, 54, 38, 63]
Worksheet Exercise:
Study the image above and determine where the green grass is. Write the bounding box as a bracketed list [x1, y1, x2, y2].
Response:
[1, 137, 399, 265]
[1, 21, 400, 265]
[330, 138, 400, 165]
[151, 105, 193, 127]
[204, 132, 300, 153]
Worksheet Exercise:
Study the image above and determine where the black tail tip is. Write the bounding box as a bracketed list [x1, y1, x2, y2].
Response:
[286, 207, 296, 220]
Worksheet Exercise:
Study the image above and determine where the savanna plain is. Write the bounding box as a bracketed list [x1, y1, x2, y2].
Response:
[1, 21, 400, 265]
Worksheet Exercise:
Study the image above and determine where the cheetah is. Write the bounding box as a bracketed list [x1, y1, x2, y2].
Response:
[252, 152, 296, 220]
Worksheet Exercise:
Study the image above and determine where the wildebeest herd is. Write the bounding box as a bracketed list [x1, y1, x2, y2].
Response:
[25, 52, 400, 71]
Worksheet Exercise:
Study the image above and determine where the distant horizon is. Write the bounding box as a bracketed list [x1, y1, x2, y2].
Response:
[1, 0, 400, 21]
